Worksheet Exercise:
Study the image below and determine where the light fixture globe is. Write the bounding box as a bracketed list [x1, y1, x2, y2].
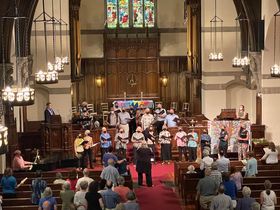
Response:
[0, 124, 8, 147]
[271, 64, 280, 77]
[35, 70, 58, 84]
[232, 57, 242, 67]
[61, 56, 69, 65]
[2, 86, 35, 106]
[209, 52, 223, 61]
[48, 61, 64, 72]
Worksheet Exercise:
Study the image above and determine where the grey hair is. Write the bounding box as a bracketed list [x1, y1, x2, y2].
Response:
[211, 162, 218, 170]
[63, 181, 71, 190]
[79, 180, 88, 190]
[242, 186, 251, 197]
[251, 202, 260, 210]
[83, 168, 90, 177]
[43, 187, 53, 197]
[55, 172, 63, 179]
[117, 176, 125, 185]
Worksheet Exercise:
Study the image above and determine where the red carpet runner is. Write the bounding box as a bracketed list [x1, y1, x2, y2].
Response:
[129, 163, 183, 210]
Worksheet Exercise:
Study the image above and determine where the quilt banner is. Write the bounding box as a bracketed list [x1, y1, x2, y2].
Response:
[113, 100, 154, 109]
[208, 120, 251, 154]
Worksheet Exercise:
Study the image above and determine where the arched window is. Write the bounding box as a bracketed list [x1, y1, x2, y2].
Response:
[106, 0, 156, 29]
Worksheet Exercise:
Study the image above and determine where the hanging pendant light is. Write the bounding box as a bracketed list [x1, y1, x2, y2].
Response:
[232, 15, 250, 68]
[47, 0, 64, 72]
[56, 0, 69, 66]
[209, 0, 224, 61]
[270, 10, 280, 77]
[33, 0, 58, 84]
[1, 1, 35, 106]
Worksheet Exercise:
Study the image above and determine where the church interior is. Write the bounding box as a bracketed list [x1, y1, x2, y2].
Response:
[0, 0, 280, 209]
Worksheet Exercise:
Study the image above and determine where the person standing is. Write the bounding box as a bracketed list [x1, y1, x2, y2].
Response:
[260, 180, 277, 210]
[118, 108, 133, 137]
[136, 141, 153, 187]
[164, 108, 179, 128]
[143, 125, 157, 161]
[74, 181, 88, 210]
[38, 187, 57, 210]
[82, 130, 94, 169]
[128, 106, 137, 137]
[196, 168, 219, 209]
[159, 125, 172, 164]
[131, 126, 145, 165]
[237, 105, 248, 120]
[210, 184, 233, 210]
[60, 181, 75, 210]
[237, 124, 249, 161]
[174, 127, 187, 161]
[216, 150, 230, 173]
[31, 171, 47, 205]
[100, 159, 120, 186]
[154, 103, 167, 135]
[100, 127, 112, 161]
[74, 134, 85, 169]
[141, 108, 154, 130]
[200, 129, 211, 156]
[187, 129, 198, 162]
[108, 107, 118, 128]
[114, 128, 129, 157]
[219, 125, 229, 157]
[44, 102, 55, 123]
[236, 186, 255, 210]
[85, 181, 104, 210]
[245, 152, 258, 177]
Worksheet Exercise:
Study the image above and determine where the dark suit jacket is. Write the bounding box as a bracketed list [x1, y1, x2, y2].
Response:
[44, 108, 54, 123]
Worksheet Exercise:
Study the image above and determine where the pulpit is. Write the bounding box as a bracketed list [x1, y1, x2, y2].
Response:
[41, 115, 73, 160]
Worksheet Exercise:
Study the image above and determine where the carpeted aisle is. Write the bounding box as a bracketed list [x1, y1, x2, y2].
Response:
[129, 163, 183, 210]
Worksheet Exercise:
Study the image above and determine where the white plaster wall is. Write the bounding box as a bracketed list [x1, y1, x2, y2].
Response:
[202, 90, 226, 120]
[81, 34, 104, 58]
[262, 94, 280, 144]
[80, 0, 105, 30]
[157, 0, 185, 28]
[261, 0, 280, 144]
[160, 33, 187, 56]
[27, 0, 72, 123]
[226, 85, 256, 123]
[49, 94, 72, 123]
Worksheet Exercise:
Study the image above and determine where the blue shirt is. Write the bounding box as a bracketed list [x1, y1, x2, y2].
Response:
[245, 158, 258, 177]
[102, 153, 118, 167]
[100, 132, 112, 148]
[1, 176, 16, 194]
[187, 132, 198, 147]
[39, 196, 57, 210]
[223, 180, 237, 200]
[100, 189, 120, 209]
[165, 114, 179, 127]
[201, 134, 211, 143]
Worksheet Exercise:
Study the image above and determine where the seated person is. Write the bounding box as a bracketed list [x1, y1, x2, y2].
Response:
[12, 150, 33, 171]
[53, 172, 65, 185]
[261, 142, 278, 164]
[123, 191, 140, 210]
[186, 165, 197, 174]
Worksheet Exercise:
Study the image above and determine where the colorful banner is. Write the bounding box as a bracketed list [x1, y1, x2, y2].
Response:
[208, 120, 251, 154]
[113, 100, 154, 109]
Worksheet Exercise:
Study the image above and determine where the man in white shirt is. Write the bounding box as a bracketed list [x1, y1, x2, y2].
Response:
[75, 168, 94, 191]
[216, 150, 230, 173]
[141, 108, 154, 130]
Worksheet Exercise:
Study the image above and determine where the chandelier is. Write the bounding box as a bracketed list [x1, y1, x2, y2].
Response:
[209, 0, 223, 61]
[33, 0, 58, 84]
[232, 15, 250, 68]
[270, 10, 280, 77]
[1, 1, 35, 106]
[56, 0, 70, 67]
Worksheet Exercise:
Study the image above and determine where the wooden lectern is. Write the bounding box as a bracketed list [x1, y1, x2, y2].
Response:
[41, 115, 72, 160]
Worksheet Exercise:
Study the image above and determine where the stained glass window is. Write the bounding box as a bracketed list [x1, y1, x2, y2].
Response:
[106, 0, 156, 29]
[119, 0, 129, 28]
[133, 0, 143, 28]
[107, 0, 118, 28]
[144, 0, 155, 27]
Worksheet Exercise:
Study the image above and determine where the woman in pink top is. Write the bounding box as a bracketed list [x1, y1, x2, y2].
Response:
[12, 150, 32, 171]
[66, 169, 78, 191]
[230, 166, 243, 191]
